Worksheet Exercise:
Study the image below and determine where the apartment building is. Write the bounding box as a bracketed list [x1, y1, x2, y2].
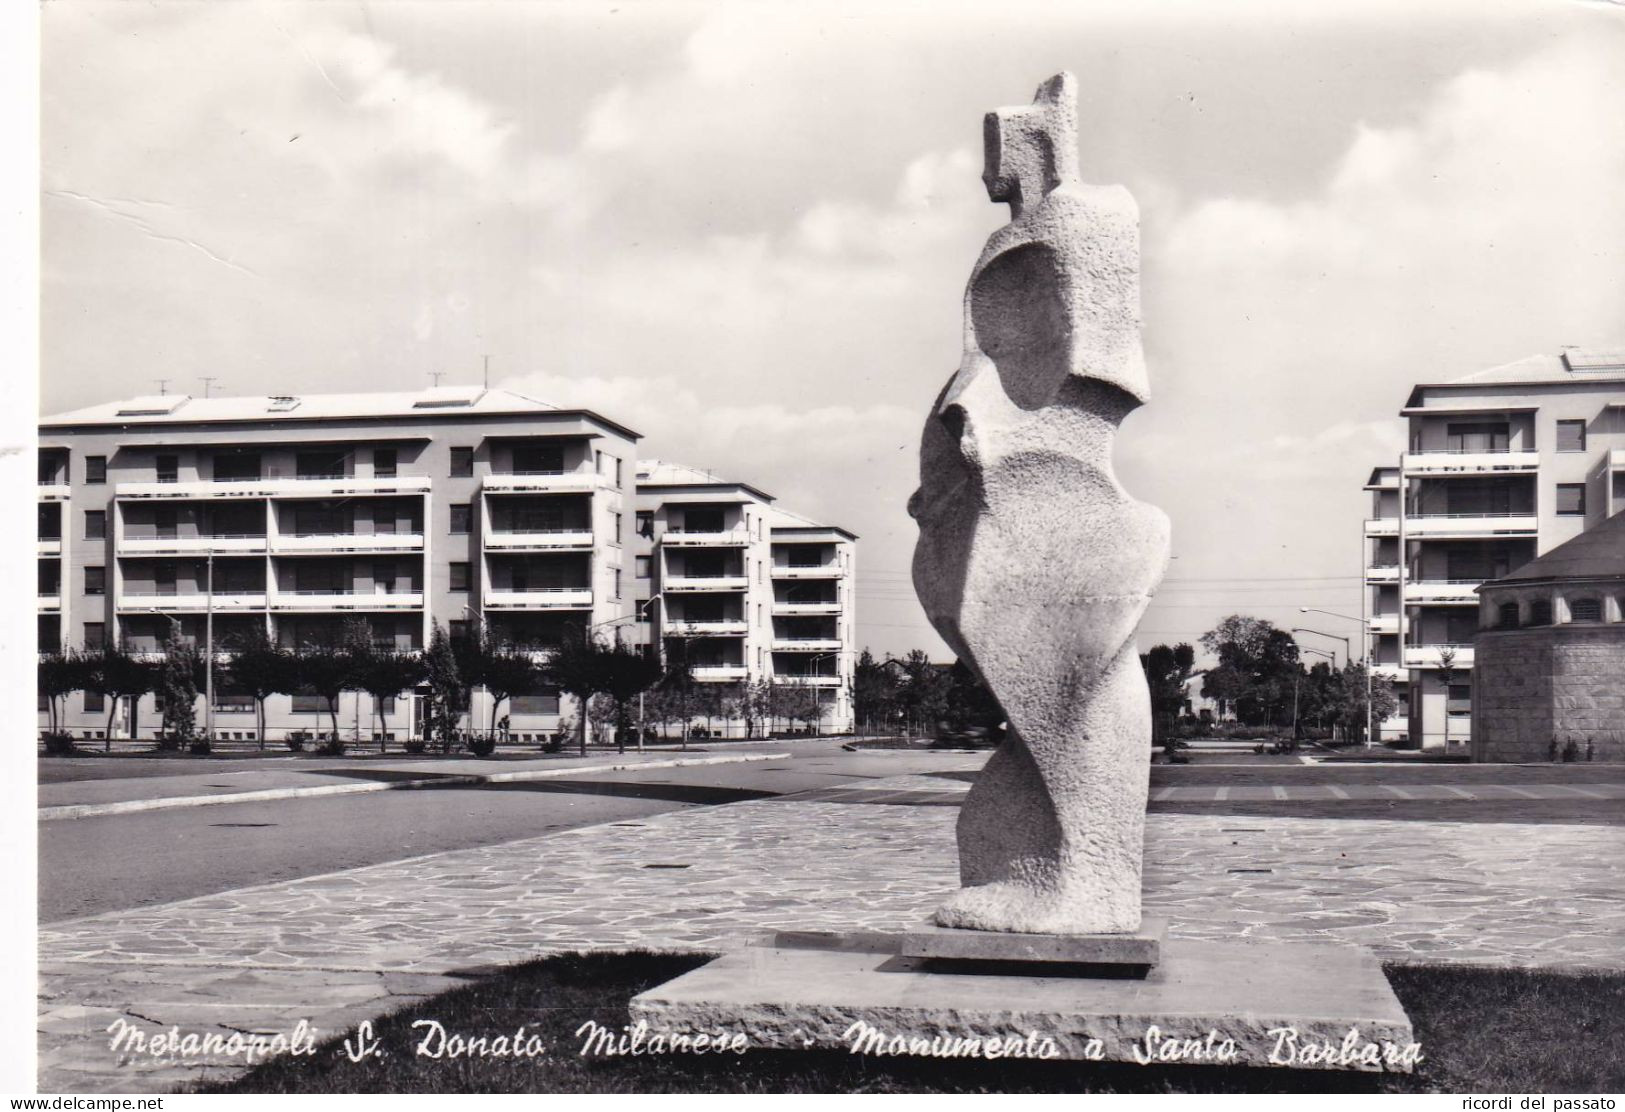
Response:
[38, 386, 639, 742]
[632, 460, 857, 734]
[1362, 348, 1625, 750]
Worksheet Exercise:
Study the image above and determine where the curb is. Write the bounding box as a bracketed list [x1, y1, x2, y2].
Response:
[38, 752, 792, 822]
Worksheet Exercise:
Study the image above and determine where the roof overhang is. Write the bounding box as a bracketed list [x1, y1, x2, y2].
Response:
[1399, 404, 1540, 418]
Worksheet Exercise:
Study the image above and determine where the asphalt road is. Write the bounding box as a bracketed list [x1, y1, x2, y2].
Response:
[38, 747, 975, 923]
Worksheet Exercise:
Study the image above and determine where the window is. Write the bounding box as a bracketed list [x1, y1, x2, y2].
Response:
[84, 691, 103, 713]
[38, 454, 62, 485]
[595, 449, 604, 474]
[214, 452, 260, 481]
[83, 622, 104, 648]
[1556, 484, 1586, 516]
[212, 693, 255, 713]
[38, 562, 60, 595]
[373, 563, 397, 593]
[1556, 420, 1586, 453]
[156, 454, 178, 483]
[512, 443, 564, 474]
[1570, 598, 1602, 623]
[450, 446, 474, 478]
[1445, 422, 1509, 452]
[296, 451, 347, 479]
[84, 566, 105, 596]
[449, 619, 470, 641]
[86, 456, 106, 484]
[374, 448, 397, 478]
[84, 510, 105, 539]
[614, 568, 622, 600]
[378, 695, 397, 716]
[1497, 601, 1520, 629]
[450, 504, 472, 534]
[683, 508, 724, 533]
[1446, 684, 1472, 715]
[635, 555, 652, 579]
[291, 695, 325, 714]
[38, 504, 60, 541]
[511, 691, 561, 716]
[154, 506, 178, 539]
[449, 562, 470, 592]
[1530, 599, 1553, 626]
[614, 457, 623, 488]
[613, 511, 622, 540]
[374, 503, 397, 534]
[636, 511, 654, 539]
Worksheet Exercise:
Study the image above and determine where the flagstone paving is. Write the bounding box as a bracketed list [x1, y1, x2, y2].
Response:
[38, 772, 1625, 1092]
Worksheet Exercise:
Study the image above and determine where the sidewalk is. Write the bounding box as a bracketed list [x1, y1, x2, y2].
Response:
[38, 766, 1625, 1092]
[38, 748, 793, 820]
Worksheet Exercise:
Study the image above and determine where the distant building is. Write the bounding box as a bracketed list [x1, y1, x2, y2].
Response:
[1361, 347, 1625, 750]
[36, 389, 854, 743]
[632, 460, 857, 735]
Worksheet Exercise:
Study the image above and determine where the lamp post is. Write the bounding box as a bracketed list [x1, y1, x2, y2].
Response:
[584, 594, 663, 751]
[804, 649, 844, 737]
[1300, 607, 1374, 749]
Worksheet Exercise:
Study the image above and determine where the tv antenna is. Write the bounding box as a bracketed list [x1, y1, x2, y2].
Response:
[199, 377, 217, 398]
[482, 354, 491, 389]
[429, 371, 445, 388]
[154, 379, 170, 396]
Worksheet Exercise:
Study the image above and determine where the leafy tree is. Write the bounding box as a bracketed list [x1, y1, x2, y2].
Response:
[1201, 663, 1248, 722]
[600, 642, 662, 753]
[896, 650, 951, 735]
[943, 659, 1004, 735]
[158, 627, 201, 744]
[547, 626, 614, 756]
[1140, 643, 1195, 742]
[37, 650, 83, 735]
[451, 621, 489, 737]
[479, 643, 538, 736]
[1437, 646, 1458, 750]
[853, 649, 899, 734]
[423, 621, 463, 753]
[646, 662, 695, 747]
[223, 625, 300, 750]
[357, 650, 426, 750]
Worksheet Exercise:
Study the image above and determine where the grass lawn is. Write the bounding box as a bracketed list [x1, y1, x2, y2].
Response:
[201, 952, 1625, 1095]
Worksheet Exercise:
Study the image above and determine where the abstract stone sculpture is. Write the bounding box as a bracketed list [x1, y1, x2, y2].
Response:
[908, 72, 1169, 935]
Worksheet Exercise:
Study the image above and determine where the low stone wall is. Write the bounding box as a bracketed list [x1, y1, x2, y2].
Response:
[1473, 626, 1625, 762]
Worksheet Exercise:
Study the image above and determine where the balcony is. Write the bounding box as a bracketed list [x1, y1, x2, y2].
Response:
[483, 587, 594, 610]
[270, 590, 423, 612]
[1403, 513, 1536, 538]
[772, 601, 841, 616]
[483, 530, 594, 551]
[772, 564, 842, 579]
[1371, 663, 1406, 682]
[1612, 448, 1625, 470]
[120, 591, 270, 612]
[1404, 580, 1482, 604]
[774, 674, 842, 687]
[665, 619, 749, 637]
[481, 471, 605, 495]
[117, 475, 432, 500]
[1365, 564, 1400, 583]
[1404, 644, 1475, 668]
[773, 638, 843, 652]
[1402, 450, 1539, 476]
[37, 593, 60, 611]
[120, 534, 268, 556]
[1363, 518, 1399, 537]
[271, 532, 425, 555]
[37, 483, 70, 502]
[1368, 614, 1401, 635]
[690, 665, 749, 683]
[663, 574, 749, 592]
[38, 538, 61, 556]
[661, 530, 752, 548]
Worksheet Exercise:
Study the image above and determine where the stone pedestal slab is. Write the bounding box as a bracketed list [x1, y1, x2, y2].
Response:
[630, 938, 1416, 1071]
[900, 917, 1165, 967]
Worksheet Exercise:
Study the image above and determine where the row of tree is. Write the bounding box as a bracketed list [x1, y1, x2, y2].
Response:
[1137, 614, 1400, 743]
[39, 619, 851, 754]
[852, 650, 1004, 737]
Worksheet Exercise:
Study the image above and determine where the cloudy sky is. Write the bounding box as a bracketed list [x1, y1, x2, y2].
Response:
[39, 0, 1625, 661]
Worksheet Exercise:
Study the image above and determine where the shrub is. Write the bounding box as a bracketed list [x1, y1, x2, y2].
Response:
[153, 733, 183, 752]
[188, 739, 212, 756]
[285, 731, 307, 753]
[402, 738, 427, 755]
[468, 734, 497, 757]
[542, 733, 565, 754]
[1562, 739, 1580, 763]
[41, 731, 76, 756]
[317, 736, 347, 757]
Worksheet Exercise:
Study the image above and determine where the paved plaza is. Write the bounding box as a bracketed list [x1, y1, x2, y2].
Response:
[37, 761, 1625, 1092]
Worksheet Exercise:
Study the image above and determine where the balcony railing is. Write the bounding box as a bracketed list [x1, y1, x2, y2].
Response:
[772, 638, 843, 651]
[483, 587, 594, 610]
[1403, 513, 1537, 536]
[661, 530, 752, 547]
[1370, 663, 1406, 681]
[37, 483, 70, 501]
[1368, 614, 1401, 634]
[772, 564, 841, 578]
[1611, 448, 1625, 469]
[483, 529, 594, 550]
[663, 574, 749, 592]
[1363, 518, 1400, 537]
[38, 538, 61, 556]
[481, 471, 605, 494]
[1402, 449, 1539, 475]
[1403, 644, 1475, 668]
[1404, 580, 1483, 604]
[36, 593, 61, 611]
[117, 475, 431, 500]
[772, 600, 841, 615]
[690, 665, 749, 682]
[270, 531, 426, 554]
[1364, 564, 1400, 582]
[773, 674, 842, 687]
[270, 590, 424, 611]
[120, 533, 269, 554]
[665, 620, 749, 636]
[119, 591, 270, 611]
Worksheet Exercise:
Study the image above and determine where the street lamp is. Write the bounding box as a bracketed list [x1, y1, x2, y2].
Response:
[804, 649, 845, 737]
[1300, 607, 1375, 749]
[1291, 627, 1351, 667]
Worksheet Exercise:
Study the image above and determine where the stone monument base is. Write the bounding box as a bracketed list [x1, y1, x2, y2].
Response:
[629, 932, 1417, 1071]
